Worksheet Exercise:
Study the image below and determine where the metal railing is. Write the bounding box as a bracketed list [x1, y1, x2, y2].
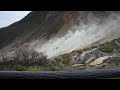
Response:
[0, 68, 120, 79]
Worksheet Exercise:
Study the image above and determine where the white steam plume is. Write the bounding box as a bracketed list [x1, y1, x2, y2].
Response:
[34, 12, 120, 59]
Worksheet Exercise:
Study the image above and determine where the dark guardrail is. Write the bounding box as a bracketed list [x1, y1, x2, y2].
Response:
[0, 68, 120, 79]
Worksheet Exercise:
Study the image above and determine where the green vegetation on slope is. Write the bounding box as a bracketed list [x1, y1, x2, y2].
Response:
[15, 65, 26, 71]
[99, 41, 120, 53]
[62, 57, 71, 65]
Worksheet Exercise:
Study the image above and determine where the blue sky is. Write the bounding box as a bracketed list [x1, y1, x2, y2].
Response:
[0, 11, 31, 28]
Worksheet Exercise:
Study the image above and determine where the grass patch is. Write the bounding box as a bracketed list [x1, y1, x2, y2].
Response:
[49, 65, 60, 71]
[61, 54, 71, 65]
[15, 65, 26, 71]
[28, 68, 40, 71]
[62, 58, 71, 64]
[28, 66, 42, 71]
[32, 64, 62, 71]
[99, 41, 120, 53]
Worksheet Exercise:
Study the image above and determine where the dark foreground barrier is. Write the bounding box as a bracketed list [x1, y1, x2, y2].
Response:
[0, 68, 120, 79]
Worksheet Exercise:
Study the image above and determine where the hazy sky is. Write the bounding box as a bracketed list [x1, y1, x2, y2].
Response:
[0, 11, 31, 28]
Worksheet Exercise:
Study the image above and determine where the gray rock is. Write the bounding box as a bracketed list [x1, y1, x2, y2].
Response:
[59, 62, 64, 67]
[77, 48, 107, 63]
[70, 55, 79, 65]
[85, 56, 96, 64]
[93, 63, 108, 69]
[72, 64, 85, 67]
[89, 56, 111, 66]
[115, 41, 120, 46]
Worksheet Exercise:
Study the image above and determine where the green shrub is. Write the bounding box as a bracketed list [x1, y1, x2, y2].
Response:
[62, 58, 70, 64]
[15, 65, 26, 71]
[28, 67, 42, 71]
[49, 66, 60, 71]
[99, 41, 120, 53]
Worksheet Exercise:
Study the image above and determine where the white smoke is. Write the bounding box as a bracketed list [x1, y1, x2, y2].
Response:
[34, 12, 120, 59]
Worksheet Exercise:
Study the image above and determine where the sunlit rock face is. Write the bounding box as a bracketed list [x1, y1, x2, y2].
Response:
[0, 11, 120, 59]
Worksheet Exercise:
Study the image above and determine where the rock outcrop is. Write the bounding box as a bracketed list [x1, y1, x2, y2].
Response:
[89, 56, 111, 66]
[76, 48, 107, 63]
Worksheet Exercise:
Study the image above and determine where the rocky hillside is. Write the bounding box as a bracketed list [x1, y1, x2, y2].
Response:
[0, 38, 119, 71]
[0, 11, 120, 71]
[0, 11, 79, 49]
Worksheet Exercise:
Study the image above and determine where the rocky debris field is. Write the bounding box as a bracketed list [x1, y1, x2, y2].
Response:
[0, 38, 120, 71]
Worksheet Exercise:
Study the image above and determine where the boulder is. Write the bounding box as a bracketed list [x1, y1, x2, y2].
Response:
[89, 56, 111, 66]
[93, 63, 108, 69]
[115, 41, 120, 46]
[72, 64, 85, 67]
[104, 56, 120, 66]
[89, 55, 120, 69]
[85, 56, 96, 64]
[70, 55, 79, 65]
[77, 48, 107, 63]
